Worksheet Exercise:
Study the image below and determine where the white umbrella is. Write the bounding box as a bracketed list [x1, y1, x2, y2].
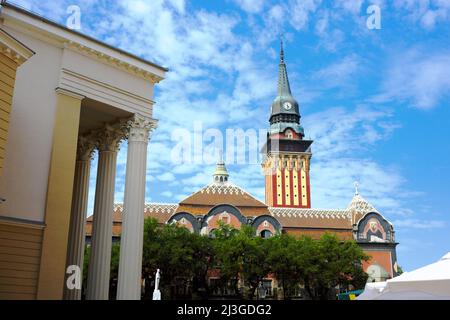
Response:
[357, 252, 450, 300]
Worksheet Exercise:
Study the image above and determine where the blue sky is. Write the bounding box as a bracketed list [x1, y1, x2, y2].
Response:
[10, 0, 450, 271]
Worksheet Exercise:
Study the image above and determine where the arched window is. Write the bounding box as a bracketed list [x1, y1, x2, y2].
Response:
[285, 129, 293, 139]
[220, 212, 230, 224]
[260, 230, 273, 239]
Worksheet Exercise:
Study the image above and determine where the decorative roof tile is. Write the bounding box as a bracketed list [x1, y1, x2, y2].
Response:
[180, 182, 267, 207]
[347, 193, 378, 216]
[269, 207, 352, 229]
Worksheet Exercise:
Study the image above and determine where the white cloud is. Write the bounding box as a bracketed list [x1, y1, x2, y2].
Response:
[233, 0, 265, 14]
[333, 0, 364, 15]
[393, 219, 446, 230]
[313, 54, 361, 88]
[157, 172, 176, 182]
[160, 190, 174, 198]
[290, 0, 322, 30]
[314, 10, 345, 52]
[372, 48, 450, 109]
[395, 0, 450, 30]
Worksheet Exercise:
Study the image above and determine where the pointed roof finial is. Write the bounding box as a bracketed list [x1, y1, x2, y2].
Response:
[354, 181, 360, 195]
[277, 37, 291, 96]
[213, 149, 229, 183]
[218, 148, 224, 164]
[280, 36, 285, 64]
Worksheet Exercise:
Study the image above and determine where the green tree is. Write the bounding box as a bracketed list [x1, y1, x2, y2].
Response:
[211, 222, 242, 296]
[212, 223, 272, 299]
[301, 233, 369, 300]
[141, 218, 216, 299]
[266, 234, 304, 299]
[190, 232, 216, 299]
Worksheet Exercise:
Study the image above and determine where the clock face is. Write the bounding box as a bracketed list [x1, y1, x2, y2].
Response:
[283, 102, 292, 110]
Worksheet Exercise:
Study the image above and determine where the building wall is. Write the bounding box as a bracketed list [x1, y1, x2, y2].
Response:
[0, 217, 44, 299]
[0, 26, 62, 223]
[362, 249, 394, 278]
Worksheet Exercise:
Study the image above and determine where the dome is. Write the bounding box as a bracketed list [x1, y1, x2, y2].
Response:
[212, 157, 229, 184]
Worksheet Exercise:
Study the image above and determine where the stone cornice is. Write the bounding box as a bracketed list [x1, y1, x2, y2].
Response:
[55, 87, 85, 100]
[64, 41, 164, 84]
[1, 3, 166, 81]
[0, 27, 34, 66]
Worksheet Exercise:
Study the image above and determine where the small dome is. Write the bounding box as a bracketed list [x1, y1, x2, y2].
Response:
[212, 157, 229, 184]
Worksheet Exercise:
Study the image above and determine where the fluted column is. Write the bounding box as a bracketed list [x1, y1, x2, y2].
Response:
[64, 136, 95, 300]
[117, 114, 157, 300]
[86, 124, 124, 300]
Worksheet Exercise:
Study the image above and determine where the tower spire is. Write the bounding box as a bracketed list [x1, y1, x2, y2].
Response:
[277, 38, 291, 96]
[280, 37, 285, 63]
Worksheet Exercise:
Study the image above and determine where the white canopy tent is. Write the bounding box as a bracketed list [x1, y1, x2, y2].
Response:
[357, 252, 450, 300]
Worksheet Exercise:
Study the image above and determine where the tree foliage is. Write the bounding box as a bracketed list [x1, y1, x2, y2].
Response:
[83, 218, 370, 300]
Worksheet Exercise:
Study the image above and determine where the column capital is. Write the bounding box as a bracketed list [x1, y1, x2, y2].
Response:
[122, 114, 157, 143]
[94, 123, 126, 152]
[77, 135, 96, 161]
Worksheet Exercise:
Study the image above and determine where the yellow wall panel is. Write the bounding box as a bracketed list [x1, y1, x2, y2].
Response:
[276, 167, 282, 205]
[0, 219, 43, 300]
[0, 128, 7, 140]
[0, 99, 12, 114]
[0, 51, 16, 175]
[0, 60, 16, 79]
[37, 92, 82, 300]
[0, 90, 12, 105]
[0, 54, 17, 70]
[285, 169, 291, 206]
[0, 119, 9, 131]
[301, 160, 307, 207]
[0, 109, 9, 122]
[293, 169, 299, 206]
[0, 73, 15, 87]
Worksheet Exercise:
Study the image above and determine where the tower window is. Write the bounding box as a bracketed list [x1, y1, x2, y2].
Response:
[285, 129, 293, 139]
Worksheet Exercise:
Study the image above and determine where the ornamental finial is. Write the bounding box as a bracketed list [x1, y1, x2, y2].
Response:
[354, 181, 360, 195]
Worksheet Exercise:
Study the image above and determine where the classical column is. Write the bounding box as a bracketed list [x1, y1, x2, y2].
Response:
[117, 114, 156, 300]
[86, 124, 124, 300]
[64, 136, 95, 300]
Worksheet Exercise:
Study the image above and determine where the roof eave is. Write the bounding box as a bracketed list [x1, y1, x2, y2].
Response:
[1, 2, 168, 78]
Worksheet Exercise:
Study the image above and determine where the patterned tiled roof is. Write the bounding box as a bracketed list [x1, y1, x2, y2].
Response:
[144, 203, 179, 214]
[347, 193, 378, 216]
[269, 207, 351, 219]
[269, 207, 352, 229]
[113, 203, 179, 214]
[200, 182, 246, 195]
[180, 182, 267, 207]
